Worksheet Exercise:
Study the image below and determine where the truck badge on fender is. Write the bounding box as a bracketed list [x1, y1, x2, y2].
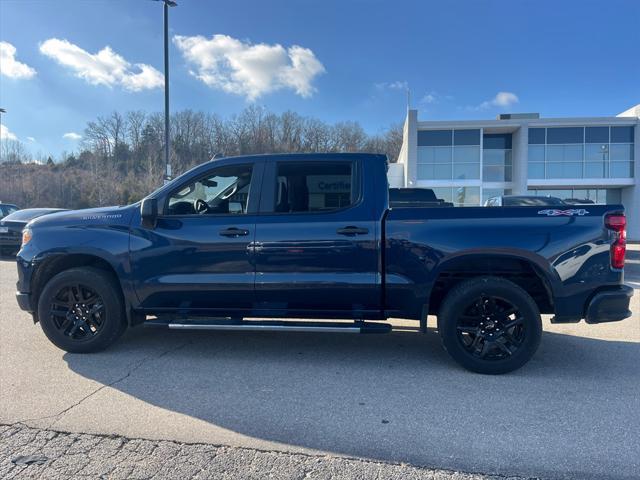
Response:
[537, 209, 589, 216]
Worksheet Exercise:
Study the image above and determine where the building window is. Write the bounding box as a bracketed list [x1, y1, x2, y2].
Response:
[453, 129, 480, 146]
[547, 144, 583, 162]
[611, 126, 634, 143]
[585, 126, 609, 143]
[528, 128, 546, 144]
[546, 162, 582, 179]
[417, 130, 452, 146]
[528, 161, 545, 179]
[483, 134, 512, 182]
[417, 129, 480, 180]
[546, 127, 584, 144]
[527, 125, 634, 179]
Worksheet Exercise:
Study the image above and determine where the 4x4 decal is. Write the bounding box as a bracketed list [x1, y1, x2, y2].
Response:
[538, 209, 589, 216]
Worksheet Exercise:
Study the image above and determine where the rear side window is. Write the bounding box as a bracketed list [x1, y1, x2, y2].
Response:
[274, 162, 354, 213]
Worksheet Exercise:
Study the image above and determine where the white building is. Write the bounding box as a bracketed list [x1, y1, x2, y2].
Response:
[394, 105, 639, 240]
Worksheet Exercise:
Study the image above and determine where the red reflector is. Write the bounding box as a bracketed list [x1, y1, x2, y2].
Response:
[611, 242, 626, 269]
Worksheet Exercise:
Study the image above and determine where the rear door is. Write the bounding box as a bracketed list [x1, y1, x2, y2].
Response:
[252, 157, 380, 317]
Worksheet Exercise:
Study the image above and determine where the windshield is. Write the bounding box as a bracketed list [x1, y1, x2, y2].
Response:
[0, 205, 19, 219]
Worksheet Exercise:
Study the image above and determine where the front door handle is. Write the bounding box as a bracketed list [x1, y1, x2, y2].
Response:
[220, 227, 250, 237]
[336, 226, 369, 236]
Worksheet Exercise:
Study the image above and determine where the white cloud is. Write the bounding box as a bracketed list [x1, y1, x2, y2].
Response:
[375, 81, 408, 91]
[63, 132, 82, 141]
[478, 91, 519, 109]
[26, 136, 36, 142]
[1, 124, 18, 141]
[388, 81, 408, 90]
[0, 41, 36, 79]
[173, 34, 325, 100]
[39, 38, 163, 91]
[421, 92, 437, 104]
[417, 91, 454, 105]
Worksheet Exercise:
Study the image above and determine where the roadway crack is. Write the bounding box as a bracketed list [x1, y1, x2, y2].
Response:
[8, 341, 191, 430]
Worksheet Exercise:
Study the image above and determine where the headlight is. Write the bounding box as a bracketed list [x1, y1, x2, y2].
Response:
[21, 228, 32, 247]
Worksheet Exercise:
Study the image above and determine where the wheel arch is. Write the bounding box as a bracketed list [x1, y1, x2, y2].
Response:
[425, 251, 556, 329]
[30, 252, 137, 325]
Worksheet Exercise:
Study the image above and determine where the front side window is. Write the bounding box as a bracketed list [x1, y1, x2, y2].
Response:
[166, 164, 253, 215]
[274, 161, 354, 213]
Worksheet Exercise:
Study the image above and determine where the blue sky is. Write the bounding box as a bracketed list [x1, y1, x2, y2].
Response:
[1, 0, 638, 157]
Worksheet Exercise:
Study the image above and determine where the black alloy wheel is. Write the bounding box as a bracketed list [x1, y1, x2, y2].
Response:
[37, 267, 126, 353]
[455, 295, 526, 360]
[49, 283, 106, 340]
[438, 276, 542, 374]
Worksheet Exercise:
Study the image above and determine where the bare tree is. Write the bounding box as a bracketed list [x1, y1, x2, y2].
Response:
[0, 106, 403, 209]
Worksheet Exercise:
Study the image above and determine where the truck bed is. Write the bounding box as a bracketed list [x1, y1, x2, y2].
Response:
[383, 204, 625, 322]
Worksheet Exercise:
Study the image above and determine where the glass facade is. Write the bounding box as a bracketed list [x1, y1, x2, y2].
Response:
[528, 126, 634, 179]
[417, 129, 481, 180]
[413, 124, 635, 210]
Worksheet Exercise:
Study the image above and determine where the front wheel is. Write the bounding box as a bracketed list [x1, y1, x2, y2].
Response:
[37, 267, 127, 353]
[438, 276, 542, 374]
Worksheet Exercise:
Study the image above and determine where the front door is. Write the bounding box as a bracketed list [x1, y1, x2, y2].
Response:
[252, 158, 380, 317]
[130, 161, 262, 314]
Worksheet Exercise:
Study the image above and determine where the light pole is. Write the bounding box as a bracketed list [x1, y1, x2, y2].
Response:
[154, 0, 177, 183]
[0, 108, 5, 164]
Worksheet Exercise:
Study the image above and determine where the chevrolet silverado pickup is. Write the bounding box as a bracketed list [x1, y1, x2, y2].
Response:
[15, 153, 633, 373]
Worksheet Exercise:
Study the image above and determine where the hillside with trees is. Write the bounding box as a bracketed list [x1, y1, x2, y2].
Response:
[0, 106, 402, 209]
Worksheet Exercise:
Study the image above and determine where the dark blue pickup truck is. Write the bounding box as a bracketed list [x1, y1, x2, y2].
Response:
[15, 153, 633, 373]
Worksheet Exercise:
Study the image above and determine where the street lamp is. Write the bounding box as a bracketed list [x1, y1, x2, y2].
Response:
[0, 108, 6, 164]
[153, 0, 177, 183]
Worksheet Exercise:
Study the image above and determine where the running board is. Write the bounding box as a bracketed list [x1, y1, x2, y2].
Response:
[144, 319, 391, 334]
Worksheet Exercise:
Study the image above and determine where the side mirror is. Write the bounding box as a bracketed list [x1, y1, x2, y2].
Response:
[141, 198, 158, 228]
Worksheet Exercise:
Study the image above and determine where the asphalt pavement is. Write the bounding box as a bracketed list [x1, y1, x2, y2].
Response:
[1, 250, 639, 479]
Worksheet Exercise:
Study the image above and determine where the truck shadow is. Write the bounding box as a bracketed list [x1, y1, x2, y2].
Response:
[62, 322, 640, 478]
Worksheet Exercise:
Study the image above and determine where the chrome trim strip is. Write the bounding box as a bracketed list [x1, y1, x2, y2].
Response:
[167, 323, 361, 333]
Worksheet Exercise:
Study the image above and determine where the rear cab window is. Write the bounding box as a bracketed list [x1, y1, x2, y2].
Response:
[271, 161, 356, 213]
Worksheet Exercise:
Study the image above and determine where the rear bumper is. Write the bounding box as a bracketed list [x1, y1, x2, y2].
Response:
[584, 285, 634, 324]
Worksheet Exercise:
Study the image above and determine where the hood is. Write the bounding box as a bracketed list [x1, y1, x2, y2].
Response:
[27, 205, 137, 228]
[0, 208, 67, 225]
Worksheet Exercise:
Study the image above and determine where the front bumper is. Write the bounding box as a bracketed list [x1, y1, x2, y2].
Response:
[16, 292, 32, 312]
[584, 285, 634, 324]
[0, 235, 20, 255]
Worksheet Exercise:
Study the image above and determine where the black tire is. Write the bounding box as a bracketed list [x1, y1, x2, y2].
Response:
[37, 267, 127, 353]
[438, 276, 542, 374]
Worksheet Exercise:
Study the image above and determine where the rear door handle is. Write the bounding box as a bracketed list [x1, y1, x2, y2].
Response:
[220, 227, 250, 237]
[336, 226, 369, 236]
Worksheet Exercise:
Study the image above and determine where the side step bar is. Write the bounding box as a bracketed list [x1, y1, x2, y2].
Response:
[144, 319, 391, 334]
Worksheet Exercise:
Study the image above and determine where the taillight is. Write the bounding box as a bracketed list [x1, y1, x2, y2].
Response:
[605, 213, 626, 269]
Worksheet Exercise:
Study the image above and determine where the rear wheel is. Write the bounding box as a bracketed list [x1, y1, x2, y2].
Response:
[438, 276, 542, 374]
[37, 267, 126, 353]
